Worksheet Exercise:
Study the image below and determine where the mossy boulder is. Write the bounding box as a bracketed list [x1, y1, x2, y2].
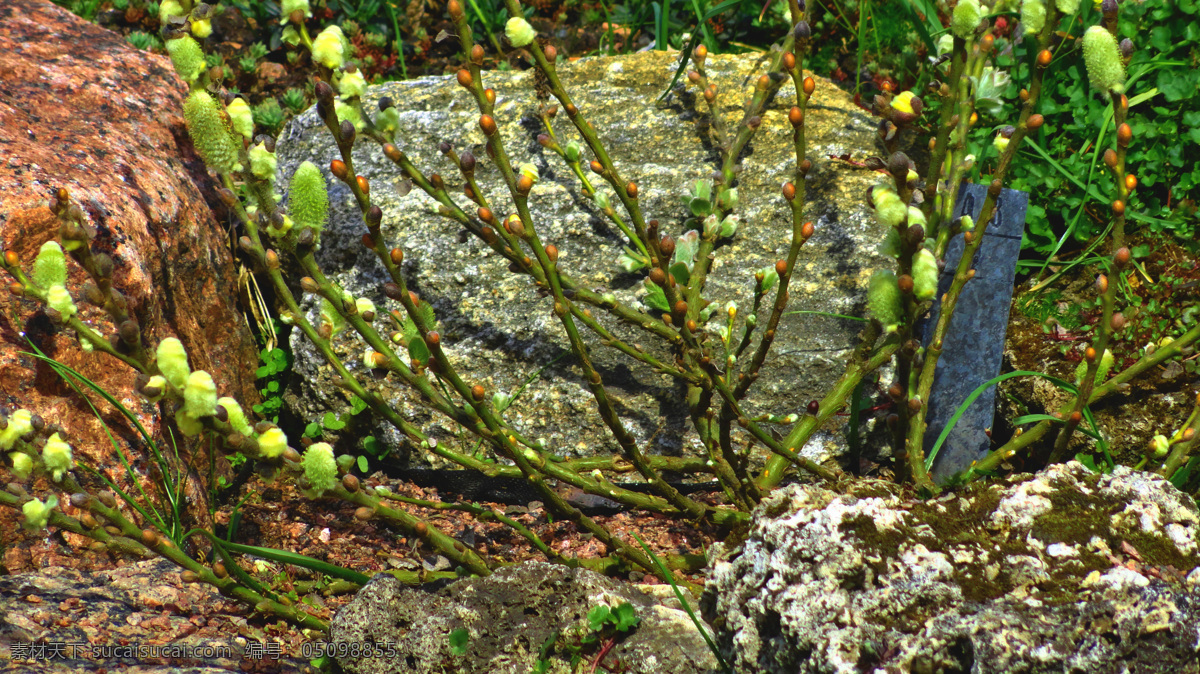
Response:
[703, 462, 1200, 672]
[273, 50, 889, 469]
[329, 561, 717, 673]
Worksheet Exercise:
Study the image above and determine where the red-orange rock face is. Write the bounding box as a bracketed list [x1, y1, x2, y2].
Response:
[0, 0, 257, 569]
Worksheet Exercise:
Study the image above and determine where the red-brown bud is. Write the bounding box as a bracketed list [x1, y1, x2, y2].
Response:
[1117, 123, 1132, 147]
[1025, 114, 1043, 130]
[803, 77, 815, 96]
[330, 159, 348, 181]
[390, 248, 404, 265]
[479, 114, 497, 135]
[783, 182, 796, 201]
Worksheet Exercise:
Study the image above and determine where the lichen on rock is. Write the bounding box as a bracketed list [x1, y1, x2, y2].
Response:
[702, 462, 1200, 673]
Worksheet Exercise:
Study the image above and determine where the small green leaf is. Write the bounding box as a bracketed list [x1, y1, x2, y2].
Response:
[322, 412, 347, 431]
[669, 261, 690, 286]
[304, 422, 322, 438]
[449, 627, 470, 656]
[643, 280, 669, 313]
[408, 335, 431, 365]
[688, 197, 712, 217]
[357, 455, 368, 473]
[612, 602, 640, 632]
[587, 605, 612, 632]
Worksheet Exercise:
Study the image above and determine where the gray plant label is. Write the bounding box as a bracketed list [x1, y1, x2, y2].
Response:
[920, 182, 1027, 481]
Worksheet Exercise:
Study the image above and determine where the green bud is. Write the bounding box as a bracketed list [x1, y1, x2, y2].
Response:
[1021, 0, 1046, 36]
[9, 452, 33, 480]
[257, 427, 288, 459]
[249, 142, 277, 180]
[226, 98, 255, 140]
[22, 495, 58, 531]
[312, 25, 347, 70]
[1151, 434, 1170, 458]
[289, 162, 329, 234]
[873, 187, 907, 227]
[868, 270, 903, 333]
[302, 442, 338, 496]
[41, 432, 73, 481]
[1056, 0, 1080, 14]
[47, 285, 77, 320]
[1083, 25, 1125, 94]
[218, 397, 254, 436]
[878, 228, 903, 258]
[159, 0, 184, 21]
[505, 17, 536, 47]
[175, 410, 204, 436]
[338, 70, 368, 100]
[518, 163, 539, 184]
[564, 141, 582, 163]
[183, 91, 243, 174]
[281, 0, 312, 18]
[184, 370, 218, 418]
[32, 242, 68, 290]
[156, 337, 191, 390]
[951, 0, 982, 39]
[165, 35, 204, 82]
[191, 18, 213, 39]
[913, 249, 939, 301]
[906, 206, 927, 229]
[0, 410, 34, 451]
[334, 100, 365, 132]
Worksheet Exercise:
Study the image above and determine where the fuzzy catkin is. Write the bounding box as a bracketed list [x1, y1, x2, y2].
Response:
[183, 91, 242, 174]
[1083, 26, 1126, 94]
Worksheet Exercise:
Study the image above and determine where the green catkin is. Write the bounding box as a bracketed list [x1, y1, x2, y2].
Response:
[32, 241, 67, 289]
[952, 0, 982, 39]
[1083, 26, 1126, 94]
[183, 91, 243, 174]
[183, 370, 218, 417]
[302, 442, 338, 496]
[165, 35, 204, 83]
[41, 433, 73, 481]
[156, 337, 191, 390]
[1021, 0, 1046, 36]
[218, 397, 254, 436]
[913, 249, 939, 301]
[1056, 0, 1080, 15]
[868, 270, 904, 332]
[288, 161, 329, 233]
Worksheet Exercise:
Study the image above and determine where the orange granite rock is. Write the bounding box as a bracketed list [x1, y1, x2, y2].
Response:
[0, 0, 258, 567]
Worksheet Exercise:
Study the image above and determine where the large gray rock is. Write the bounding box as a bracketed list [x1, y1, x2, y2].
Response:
[274, 51, 887, 467]
[702, 462, 1200, 673]
[329, 561, 718, 673]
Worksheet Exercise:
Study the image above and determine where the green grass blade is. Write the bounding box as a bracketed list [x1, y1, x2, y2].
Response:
[214, 539, 372, 585]
[926, 371, 1079, 472]
[783, 310, 869, 322]
[630, 532, 731, 674]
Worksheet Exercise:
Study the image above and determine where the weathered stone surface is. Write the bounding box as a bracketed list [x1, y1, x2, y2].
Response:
[0, 0, 258, 568]
[0, 557, 284, 672]
[702, 462, 1200, 673]
[329, 561, 718, 673]
[275, 50, 888, 468]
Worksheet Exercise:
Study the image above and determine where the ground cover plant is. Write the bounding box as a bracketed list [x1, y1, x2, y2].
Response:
[3, 0, 1200, 667]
